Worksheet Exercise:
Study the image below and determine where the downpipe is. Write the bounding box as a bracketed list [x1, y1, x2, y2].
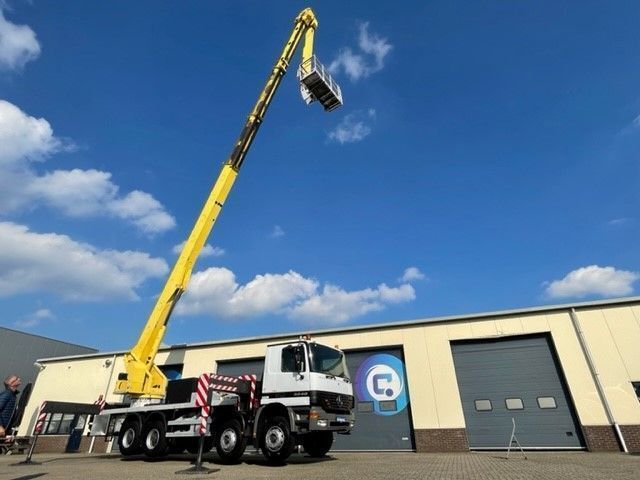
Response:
[569, 308, 628, 453]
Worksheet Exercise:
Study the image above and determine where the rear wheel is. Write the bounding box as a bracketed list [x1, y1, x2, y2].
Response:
[261, 416, 295, 464]
[118, 418, 142, 456]
[142, 418, 168, 458]
[214, 418, 247, 463]
[303, 431, 333, 457]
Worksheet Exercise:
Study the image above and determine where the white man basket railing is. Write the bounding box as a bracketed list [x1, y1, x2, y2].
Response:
[298, 55, 343, 112]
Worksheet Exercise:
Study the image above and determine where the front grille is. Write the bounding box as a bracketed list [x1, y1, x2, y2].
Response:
[314, 391, 354, 414]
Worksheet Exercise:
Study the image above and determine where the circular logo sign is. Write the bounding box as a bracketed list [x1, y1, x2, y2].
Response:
[355, 353, 408, 416]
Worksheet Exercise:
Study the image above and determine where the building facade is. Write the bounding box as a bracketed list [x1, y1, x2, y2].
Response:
[18, 297, 640, 454]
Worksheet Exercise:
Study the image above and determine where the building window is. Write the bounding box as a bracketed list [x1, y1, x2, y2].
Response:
[632, 382, 640, 401]
[474, 399, 492, 411]
[43, 413, 76, 435]
[160, 364, 183, 381]
[505, 398, 524, 410]
[537, 396, 557, 409]
[379, 400, 397, 412]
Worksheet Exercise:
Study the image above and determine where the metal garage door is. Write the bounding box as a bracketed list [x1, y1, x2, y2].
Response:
[217, 358, 265, 379]
[451, 335, 584, 449]
[217, 347, 414, 451]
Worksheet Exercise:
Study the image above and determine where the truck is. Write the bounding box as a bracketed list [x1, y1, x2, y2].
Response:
[90, 339, 354, 463]
[88, 8, 354, 463]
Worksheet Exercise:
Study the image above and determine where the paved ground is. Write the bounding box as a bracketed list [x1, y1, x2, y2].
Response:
[0, 451, 637, 480]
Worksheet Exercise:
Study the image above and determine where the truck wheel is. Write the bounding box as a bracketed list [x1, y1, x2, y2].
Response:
[261, 416, 295, 463]
[142, 418, 168, 458]
[303, 431, 333, 457]
[214, 418, 247, 463]
[118, 418, 142, 456]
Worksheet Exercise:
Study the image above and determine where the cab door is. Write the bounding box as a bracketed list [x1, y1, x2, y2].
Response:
[261, 343, 310, 406]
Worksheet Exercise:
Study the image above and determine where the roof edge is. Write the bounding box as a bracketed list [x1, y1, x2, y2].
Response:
[36, 295, 640, 363]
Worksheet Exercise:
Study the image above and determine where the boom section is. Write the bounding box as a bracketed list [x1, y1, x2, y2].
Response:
[115, 8, 322, 398]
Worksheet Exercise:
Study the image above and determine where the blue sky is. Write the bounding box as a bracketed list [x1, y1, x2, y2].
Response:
[0, 1, 638, 351]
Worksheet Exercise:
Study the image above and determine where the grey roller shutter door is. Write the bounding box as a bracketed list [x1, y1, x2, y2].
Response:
[451, 335, 584, 449]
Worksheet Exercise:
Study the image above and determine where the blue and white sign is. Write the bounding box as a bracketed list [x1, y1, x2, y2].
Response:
[355, 353, 408, 416]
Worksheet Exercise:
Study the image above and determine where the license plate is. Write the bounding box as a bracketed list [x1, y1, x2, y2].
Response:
[336, 416, 346, 422]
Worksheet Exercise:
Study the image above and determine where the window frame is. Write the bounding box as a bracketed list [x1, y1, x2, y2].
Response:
[474, 399, 493, 412]
[505, 397, 525, 410]
[536, 396, 558, 409]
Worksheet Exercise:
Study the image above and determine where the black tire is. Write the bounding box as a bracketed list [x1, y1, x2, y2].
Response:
[214, 418, 247, 464]
[302, 431, 333, 457]
[260, 415, 295, 464]
[118, 418, 142, 456]
[142, 418, 168, 458]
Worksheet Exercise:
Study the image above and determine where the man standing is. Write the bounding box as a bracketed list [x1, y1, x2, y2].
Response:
[0, 375, 21, 438]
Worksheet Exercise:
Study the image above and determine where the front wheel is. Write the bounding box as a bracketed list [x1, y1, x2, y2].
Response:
[214, 418, 247, 463]
[261, 416, 295, 464]
[303, 431, 333, 457]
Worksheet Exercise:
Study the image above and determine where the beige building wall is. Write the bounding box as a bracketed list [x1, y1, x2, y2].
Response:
[19, 299, 640, 452]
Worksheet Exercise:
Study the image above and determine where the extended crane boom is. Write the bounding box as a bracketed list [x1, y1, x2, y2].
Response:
[115, 8, 342, 398]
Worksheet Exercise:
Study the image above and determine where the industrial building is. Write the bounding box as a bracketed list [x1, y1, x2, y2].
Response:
[17, 296, 640, 454]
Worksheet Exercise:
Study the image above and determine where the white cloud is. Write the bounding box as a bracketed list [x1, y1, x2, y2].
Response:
[400, 267, 426, 282]
[177, 267, 416, 326]
[270, 225, 285, 238]
[607, 218, 630, 226]
[0, 99, 62, 168]
[0, 100, 175, 234]
[172, 241, 225, 257]
[329, 22, 392, 82]
[0, 8, 41, 71]
[14, 308, 55, 329]
[328, 109, 375, 144]
[632, 114, 640, 129]
[544, 265, 639, 299]
[0, 222, 169, 301]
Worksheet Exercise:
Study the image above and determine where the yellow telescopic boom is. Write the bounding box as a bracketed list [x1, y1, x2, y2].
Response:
[115, 8, 342, 398]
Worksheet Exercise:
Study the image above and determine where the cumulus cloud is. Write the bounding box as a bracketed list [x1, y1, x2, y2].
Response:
[15, 308, 55, 329]
[176, 267, 415, 326]
[328, 109, 376, 144]
[0, 222, 169, 301]
[329, 22, 392, 82]
[172, 241, 225, 257]
[0, 7, 41, 71]
[544, 265, 639, 299]
[0, 100, 175, 234]
[400, 267, 426, 282]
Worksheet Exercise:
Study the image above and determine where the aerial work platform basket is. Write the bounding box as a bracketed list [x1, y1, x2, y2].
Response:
[298, 55, 343, 112]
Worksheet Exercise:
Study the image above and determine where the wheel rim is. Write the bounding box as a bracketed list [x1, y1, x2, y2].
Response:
[145, 428, 160, 450]
[265, 425, 285, 452]
[220, 428, 237, 453]
[122, 428, 136, 449]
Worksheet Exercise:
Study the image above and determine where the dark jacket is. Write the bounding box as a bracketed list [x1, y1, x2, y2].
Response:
[0, 387, 18, 428]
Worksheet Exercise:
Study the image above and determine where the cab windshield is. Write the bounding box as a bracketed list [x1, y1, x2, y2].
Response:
[308, 343, 349, 379]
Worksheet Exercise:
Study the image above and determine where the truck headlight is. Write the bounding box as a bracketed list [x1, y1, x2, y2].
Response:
[317, 420, 328, 427]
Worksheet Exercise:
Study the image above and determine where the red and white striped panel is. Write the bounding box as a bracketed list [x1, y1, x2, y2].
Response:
[239, 374, 258, 408]
[34, 401, 47, 434]
[195, 373, 211, 407]
[198, 405, 210, 436]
